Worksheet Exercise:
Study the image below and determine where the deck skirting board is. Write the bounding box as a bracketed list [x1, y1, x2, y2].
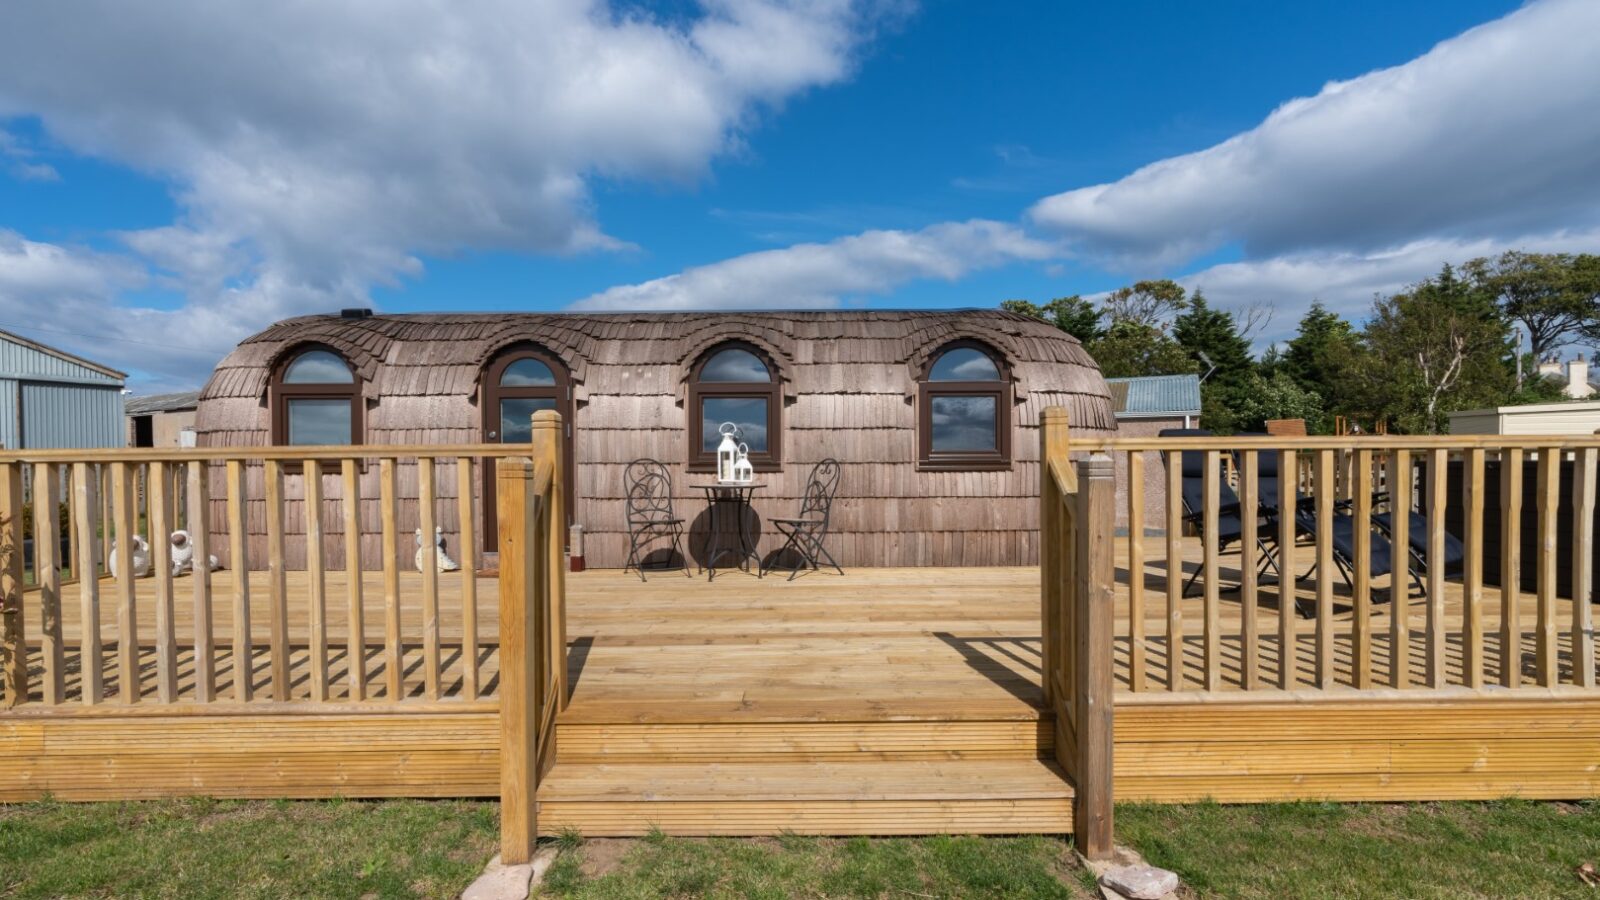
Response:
[1115, 695, 1600, 804]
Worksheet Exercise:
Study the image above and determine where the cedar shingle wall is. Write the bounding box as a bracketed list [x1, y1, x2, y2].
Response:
[195, 311, 1113, 568]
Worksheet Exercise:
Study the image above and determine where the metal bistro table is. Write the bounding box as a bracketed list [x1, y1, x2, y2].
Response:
[692, 481, 764, 580]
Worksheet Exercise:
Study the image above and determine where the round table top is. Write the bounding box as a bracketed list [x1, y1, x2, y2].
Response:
[689, 480, 766, 491]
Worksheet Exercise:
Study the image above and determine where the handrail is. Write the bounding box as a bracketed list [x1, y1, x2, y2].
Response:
[0, 443, 532, 464]
[1074, 434, 1600, 452]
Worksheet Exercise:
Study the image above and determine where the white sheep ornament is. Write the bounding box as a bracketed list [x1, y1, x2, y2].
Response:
[169, 530, 221, 576]
[414, 526, 460, 573]
[108, 535, 152, 578]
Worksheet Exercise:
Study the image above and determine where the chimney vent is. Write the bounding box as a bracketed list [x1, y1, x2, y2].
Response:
[339, 308, 373, 319]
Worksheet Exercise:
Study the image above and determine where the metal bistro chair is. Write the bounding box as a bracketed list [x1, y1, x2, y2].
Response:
[623, 458, 692, 581]
[763, 458, 844, 581]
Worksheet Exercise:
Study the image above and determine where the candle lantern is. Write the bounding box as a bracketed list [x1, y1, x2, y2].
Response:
[716, 422, 741, 482]
[733, 442, 754, 484]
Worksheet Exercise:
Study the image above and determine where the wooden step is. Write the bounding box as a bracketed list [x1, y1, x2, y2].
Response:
[556, 718, 1053, 762]
[537, 759, 1074, 836]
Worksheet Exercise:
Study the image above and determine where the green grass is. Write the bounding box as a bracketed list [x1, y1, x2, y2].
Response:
[538, 831, 1093, 899]
[0, 797, 498, 899]
[5, 798, 1599, 898]
[1118, 799, 1600, 899]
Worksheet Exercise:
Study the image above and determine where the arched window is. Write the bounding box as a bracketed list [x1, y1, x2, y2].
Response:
[688, 342, 782, 471]
[481, 344, 573, 543]
[918, 341, 1011, 470]
[271, 345, 362, 446]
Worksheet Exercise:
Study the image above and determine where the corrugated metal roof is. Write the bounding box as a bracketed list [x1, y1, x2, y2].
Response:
[125, 390, 201, 415]
[1106, 374, 1201, 417]
[0, 329, 125, 382]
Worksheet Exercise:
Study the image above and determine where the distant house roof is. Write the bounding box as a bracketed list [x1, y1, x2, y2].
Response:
[0, 328, 126, 383]
[124, 391, 201, 415]
[1106, 374, 1202, 419]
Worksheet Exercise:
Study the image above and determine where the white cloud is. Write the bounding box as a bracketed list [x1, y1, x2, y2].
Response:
[1029, 0, 1600, 269]
[0, 0, 896, 380]
[572, 220, 1053, 310]
[1177, 227, 1600, 346]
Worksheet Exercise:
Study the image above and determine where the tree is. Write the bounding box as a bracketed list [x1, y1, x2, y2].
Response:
[1086, 321, 1198, 380]
[1001, 296, 1102, 343]
[1347, 266, 1514, 433]
[1279, 301, 1360, 400]
[1231, 371, 1327, 433]
[1172, 291, 1257, 432]
[1466, 251, 1600, 375]
[1102, 279, 1188, 328]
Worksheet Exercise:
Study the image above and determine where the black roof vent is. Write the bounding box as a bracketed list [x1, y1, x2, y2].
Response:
[339, 308, 374, 319]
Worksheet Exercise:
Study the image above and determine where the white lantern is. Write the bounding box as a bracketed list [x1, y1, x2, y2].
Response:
[716, 422, 740, 482]
[733, 442, 754, 484]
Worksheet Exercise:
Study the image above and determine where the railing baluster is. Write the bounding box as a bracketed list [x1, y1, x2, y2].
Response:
[98, 464, 111, 577]
[1277, 449, 1298, 689]
[342, 459, 365, 701]
[111, 461, 139, 703]
[150, 461, 177, 702]
[189, 461, 215, 702]
[1352, 449, 1373, 689]
[1314, 449, 1335, 688]
[1535, 448, 1559, 686]
[1572, 447, 1596, 689]
[1463, 448, 1486, 689]
[1164, 450, 1183, 691]
[74, 463, 104, 704]
[0, 462, 25, 706]
[305, 460, 329, 702]
[264, 459, 289, 701]
[1201, 449, 1221, 691]
[457, 456, 479, 700]
[1499, 448, 1523, 687]
[1389, 449, 1411, 689]
[418, 456, 440, 700]
[1425, 449, 1448, 688]
[35, 463, 65, 704]
[226, 459, 252, 701]
[380, 457, 402, 700]
[1126, 450, 1145, 692]
[1239, 449, 1259, 690]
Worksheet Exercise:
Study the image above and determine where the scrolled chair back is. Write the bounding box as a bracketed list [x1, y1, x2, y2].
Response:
[799, 458, 842, 521]
[624, 459, 676, 523]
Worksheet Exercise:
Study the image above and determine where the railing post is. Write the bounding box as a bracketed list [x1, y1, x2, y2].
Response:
[496, 455, 541, 865]
[0, 461, 25, 707]
[1073, 452, 1115, 860]
[533, 410, 568, 710]
[1040, 408, 1069, 710]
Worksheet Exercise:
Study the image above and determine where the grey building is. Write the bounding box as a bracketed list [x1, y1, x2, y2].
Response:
[0, 329, 126, 449]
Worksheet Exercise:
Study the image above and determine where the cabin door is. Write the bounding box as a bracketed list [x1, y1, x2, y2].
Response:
[481, 345, 574, 551]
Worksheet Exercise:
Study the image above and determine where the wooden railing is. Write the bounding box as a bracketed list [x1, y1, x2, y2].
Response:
[1039, 407, 1115, 860]
[1081, 433, 1600, 696]
[495, 410, 568, 864]
[0, 442, 537, 710]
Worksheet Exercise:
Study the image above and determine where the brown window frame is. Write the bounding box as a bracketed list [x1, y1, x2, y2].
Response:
[686, 341, 783, 474]
[480, 343, 574, 545]
[269, 343, 364, 450]
[917, 340, 1012, 471]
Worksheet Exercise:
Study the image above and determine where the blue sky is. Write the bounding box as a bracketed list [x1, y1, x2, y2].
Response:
[2, 0, 1597, 390]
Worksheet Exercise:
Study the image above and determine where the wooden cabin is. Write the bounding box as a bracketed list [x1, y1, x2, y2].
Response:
[193, 309, 1115, 570]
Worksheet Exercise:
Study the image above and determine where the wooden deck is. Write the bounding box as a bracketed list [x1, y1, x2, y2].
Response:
[5, 550, 1599, 831]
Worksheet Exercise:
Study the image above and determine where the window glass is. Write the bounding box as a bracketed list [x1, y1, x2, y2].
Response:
[500, 358, 556, 387]
[930, 395, 997, 452]
[929, 347, 1000, 382]
[283, 350, 354, 384]
[499, 397, 558, 444]
[286, 398, 352, 445]
[701, 397, 769, 452]
[699, 348, 771, 383]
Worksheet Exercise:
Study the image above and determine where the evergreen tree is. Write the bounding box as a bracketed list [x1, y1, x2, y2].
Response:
[1281, 301, 1359, 399]
[1172, 291, 1255, 432]
[1085, 321, 1197, 379]
[1001, 296, 1102, 343]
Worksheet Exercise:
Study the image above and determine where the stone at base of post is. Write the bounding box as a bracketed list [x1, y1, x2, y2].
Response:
[569, 524, 585, 572]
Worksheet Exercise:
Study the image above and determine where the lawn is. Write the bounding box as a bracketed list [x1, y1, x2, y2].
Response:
[4, 798, 1598, 898]
[0, 797, 498, 899]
